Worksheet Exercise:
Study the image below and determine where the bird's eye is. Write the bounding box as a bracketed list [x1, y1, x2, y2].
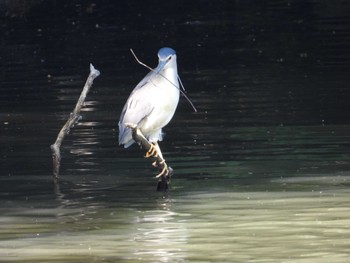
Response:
[166, 56, 172, 62]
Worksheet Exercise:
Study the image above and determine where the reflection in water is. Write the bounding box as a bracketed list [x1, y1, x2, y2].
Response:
[132, 201, 188, 262]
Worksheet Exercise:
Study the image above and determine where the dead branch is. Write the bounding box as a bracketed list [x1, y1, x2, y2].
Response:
[50, 64, 100, 182]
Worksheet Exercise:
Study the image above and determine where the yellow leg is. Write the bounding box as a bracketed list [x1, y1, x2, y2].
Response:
[155, 160, 169, 178]
[128, 126, 157, 158]
[153, 142, 164, 160]
[145, 143, 158, 158]
[147, 142, 169, 179]
[124, 125, 171, 180]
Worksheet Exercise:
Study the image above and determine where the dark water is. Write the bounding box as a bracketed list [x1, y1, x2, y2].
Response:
[1, 1, 350, 262]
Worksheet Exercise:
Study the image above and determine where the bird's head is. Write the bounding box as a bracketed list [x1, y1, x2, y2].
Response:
[156, 47, 177, 74]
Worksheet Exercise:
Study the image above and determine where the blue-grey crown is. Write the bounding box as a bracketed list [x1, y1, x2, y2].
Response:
[158, 47, 176, 59]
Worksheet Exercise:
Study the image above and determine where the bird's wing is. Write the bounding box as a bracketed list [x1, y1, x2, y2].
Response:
[118, 74, 156, 146]
[129, 70, 153, 95]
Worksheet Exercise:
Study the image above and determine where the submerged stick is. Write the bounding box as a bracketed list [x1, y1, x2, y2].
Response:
[50, 64, 100, 182]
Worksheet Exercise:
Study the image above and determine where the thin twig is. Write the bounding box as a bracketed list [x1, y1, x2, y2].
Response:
[50, 64, 100, 182]
[130, 48, 197, 112]
[130, 49, 153, 71]
[177, 77, 197, 112]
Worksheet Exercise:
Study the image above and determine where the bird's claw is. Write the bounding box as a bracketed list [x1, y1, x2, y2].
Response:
[155, 160, 169, 179]
[152, 158, 164, 167]
[145, 144, 158, 158]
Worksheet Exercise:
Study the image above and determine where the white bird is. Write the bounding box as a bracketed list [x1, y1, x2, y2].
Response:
[118, 47, 180, 169]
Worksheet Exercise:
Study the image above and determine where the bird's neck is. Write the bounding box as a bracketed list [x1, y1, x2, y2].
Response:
[163, 67, 177, 79]
[150, 68, 178, 89]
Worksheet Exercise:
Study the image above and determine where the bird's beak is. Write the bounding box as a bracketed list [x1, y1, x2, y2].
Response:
[155, 60, 167, 74]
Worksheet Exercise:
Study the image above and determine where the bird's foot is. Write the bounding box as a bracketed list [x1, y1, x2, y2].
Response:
[155, 159, 169, 179]
[156, 166, 172, 192]
[151, 158, 165, 167]
[145, 143, 158, 158]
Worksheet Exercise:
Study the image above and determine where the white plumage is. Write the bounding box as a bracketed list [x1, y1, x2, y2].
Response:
[118, 47, 180, 148]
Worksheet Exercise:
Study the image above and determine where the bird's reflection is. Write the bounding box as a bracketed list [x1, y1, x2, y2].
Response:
[131, 197, 188, 262]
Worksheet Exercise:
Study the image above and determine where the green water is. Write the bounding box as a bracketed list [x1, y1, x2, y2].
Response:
[1, 175, 349, 262]
[1, 125, 350, 262]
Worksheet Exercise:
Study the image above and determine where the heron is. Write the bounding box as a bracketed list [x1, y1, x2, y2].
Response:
[118, 47, 180, 178]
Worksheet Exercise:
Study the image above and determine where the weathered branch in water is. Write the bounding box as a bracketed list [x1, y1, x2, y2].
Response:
[50, 64, 100, 182]
[129, 127, 173, 191]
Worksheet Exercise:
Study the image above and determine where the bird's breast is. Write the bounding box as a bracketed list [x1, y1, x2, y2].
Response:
[140, 74, 179, 133]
